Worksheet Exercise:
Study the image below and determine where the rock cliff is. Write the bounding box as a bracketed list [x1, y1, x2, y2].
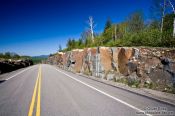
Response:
[47, 47, 175, 93]
[0, 59, 33, 74]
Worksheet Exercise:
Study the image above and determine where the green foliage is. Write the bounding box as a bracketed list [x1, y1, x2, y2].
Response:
[4, 52, 11, 59]
[114, 29, 166, 47]
[66, 38, 77, 50]
[21, 56, 31, 59]
[144, 82, 157, 89]
[162, 85, 175, 94]
[78, 38, 83, 46]
[163, 13, 175, 33]
[62, 11, 175, 52]
[128, 79, 141, 88]
[104, 18, 112, 33]
[31, 57, 47, 64]
[116, 78, 128, 85]
[161, 30, 175, 47]
[102, 27, 113, 44]
[115, 23, 127, 40]
[116, 78, 141, 88]
[0, 53, 3, 58]
[105, 40, 115, 47]
[85, 37, 92, 47]
[0, 52, 31, 60]
[149, 20, 160, 29]
[127, 11, 144, 33]
[83, 69, 91, 76]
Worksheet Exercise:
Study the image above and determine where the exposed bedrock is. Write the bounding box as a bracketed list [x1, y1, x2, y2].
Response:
[0, 59, 33, 74]
[48, 47, 175, 91]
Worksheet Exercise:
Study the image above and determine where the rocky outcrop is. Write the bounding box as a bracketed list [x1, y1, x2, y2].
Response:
[48, 47, 175, 92]
[0, 59, 33, 74]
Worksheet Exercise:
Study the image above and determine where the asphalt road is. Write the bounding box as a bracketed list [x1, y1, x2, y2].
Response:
[0, 64, 174, 116]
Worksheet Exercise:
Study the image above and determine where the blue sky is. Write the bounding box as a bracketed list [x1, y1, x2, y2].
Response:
[0, 0, 152, 56]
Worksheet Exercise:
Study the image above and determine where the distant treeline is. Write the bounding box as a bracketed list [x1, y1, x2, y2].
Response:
[31, 57, 47, 64]
[60, 0, 175, 52]
[0, 52, 46, 64]
[0, 52, 33, 74]
[0, 52, 30, 60]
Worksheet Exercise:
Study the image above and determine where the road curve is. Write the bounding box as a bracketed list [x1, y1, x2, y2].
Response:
[0, 64, 174, 116]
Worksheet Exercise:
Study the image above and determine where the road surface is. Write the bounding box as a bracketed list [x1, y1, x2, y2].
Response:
[0, 64, 174, 116]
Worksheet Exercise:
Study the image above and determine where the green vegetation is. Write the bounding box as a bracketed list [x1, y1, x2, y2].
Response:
[116, 78, 175, 93]
[0, 52, 31, 60]
[31, 55, 48, 64]
[144, 82, 155, 89]
[162, 85, 175, 94]
[116, 78, 129, 85]
[128, 79, 141, 88]
[31, 57, 43, 64]
[116, 78, 141, 88]
[0, 52, 47, 64]
[61, 1, 175, 51]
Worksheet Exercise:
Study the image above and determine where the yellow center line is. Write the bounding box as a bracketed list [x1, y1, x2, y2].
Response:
[28, 65, 42, 116]
[36, 65, 41, 116]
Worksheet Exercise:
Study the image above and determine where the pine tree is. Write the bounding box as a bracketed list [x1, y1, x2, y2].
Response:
[104, 18, 112, 33]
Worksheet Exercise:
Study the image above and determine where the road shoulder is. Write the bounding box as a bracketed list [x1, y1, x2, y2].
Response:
[52, 65, 175, 107]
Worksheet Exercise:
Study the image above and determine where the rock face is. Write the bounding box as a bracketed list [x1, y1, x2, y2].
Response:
[48, 47, 175, 91]
[0, 59, 33, 74]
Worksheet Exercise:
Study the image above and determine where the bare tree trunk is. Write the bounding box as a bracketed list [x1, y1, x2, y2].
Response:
[161, 0, 166, 33]
[169, 0, 175, 37]
[88, 16, 95, 42]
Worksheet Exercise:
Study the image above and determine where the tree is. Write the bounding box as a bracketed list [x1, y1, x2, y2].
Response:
[13, 54, 20, 59]
[78, 38, 83, 46]
[102, 18, 114, 43]
[104, 18, 112, 33]
[66, 38, 72, 50]
[4, 52, 11, 59]
[150, 0, 164, 32]
[117, 22, 128, 37]
[85, 37, 92, 47]
[71, 39, 76, 49]
[163, 13, 174, 32]
[149, 20, 160, 29]
[88, 16, 96, 42]
[127, 11, 144, 33]
[58, 44, 62, 52]
[80, 30, 91, 44]
[49, 54, 53, 57]
[168, 0, 175, 37]
[0, 53, 3, 58]
[150, 0, 175, 35]
[160, 0, 166, 33]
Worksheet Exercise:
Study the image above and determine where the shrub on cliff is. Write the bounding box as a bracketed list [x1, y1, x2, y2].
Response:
[114, 29, 174, 47]
[161, 31, 175, 47]
[63, 11, 175, 52]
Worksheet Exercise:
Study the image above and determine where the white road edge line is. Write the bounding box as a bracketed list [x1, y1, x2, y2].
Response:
[5, 66, 34, 81]
[55, 68, 152, 116]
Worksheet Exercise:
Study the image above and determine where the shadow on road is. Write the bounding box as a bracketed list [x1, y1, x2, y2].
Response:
[0, 80, 6, 84]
